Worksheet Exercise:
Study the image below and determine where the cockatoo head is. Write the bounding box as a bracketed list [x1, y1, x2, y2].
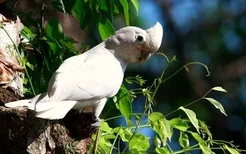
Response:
[105, 22, 163, 63]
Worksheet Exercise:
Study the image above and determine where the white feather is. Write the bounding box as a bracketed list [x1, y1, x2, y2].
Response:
[5, 99, 31, 108]
[35, 101, 77, 119]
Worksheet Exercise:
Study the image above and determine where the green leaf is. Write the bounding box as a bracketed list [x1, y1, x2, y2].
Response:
[97, 136, 112, 153]
[148, 112, 173, 145]
[113, 127, 132, 142]
[170, 118, 189, 131]
[72, 0, 88, 30]
[100, 121, 112, 133]
[179, 132, 189, 148]
[130, 0, 139, 13]
[189, 132, 206, 145]
[154, 135, 161, 148]
[26, 62, 34, 71]
[211, 87, 227, 92]
[98, 18, 115, 40]
[115, 85, 132, 121]
[199, 120, 213, 140]
[129, 134, 150, 153]
[119, 0, 130, 26]
[45, 18, 64, 41]
[98, 0, 108, 11]
[204, 97, 228, 116]
[224, 145, 240, 154]
[155, 147, 170, 154]
[114, 4, 119, 14]
[199, 143, 215, 154]
[47, 41, 59, 56]
[22, 26, 34, 40]
[179, 106, 200, 133]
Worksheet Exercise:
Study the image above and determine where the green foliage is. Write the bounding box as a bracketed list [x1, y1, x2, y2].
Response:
[88, 54, 243, 154]
[98, 18, 115, 40]
[15, 0, 138, 94]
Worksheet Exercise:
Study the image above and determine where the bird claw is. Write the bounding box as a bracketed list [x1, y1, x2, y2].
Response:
[91, 118, 101, 127]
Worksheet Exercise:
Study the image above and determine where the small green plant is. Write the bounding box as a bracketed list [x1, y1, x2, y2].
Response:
[88, 54, 245, 154]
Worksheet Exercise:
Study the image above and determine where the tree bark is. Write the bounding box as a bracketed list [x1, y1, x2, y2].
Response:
[0, 14, 97, 154]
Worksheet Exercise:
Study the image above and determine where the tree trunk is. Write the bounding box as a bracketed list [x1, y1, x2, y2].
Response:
[0, 14, 97, 154]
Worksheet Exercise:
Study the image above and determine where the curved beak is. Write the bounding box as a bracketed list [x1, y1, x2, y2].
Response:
[146, 22, 163, 52]
[139, 22, 163, 62]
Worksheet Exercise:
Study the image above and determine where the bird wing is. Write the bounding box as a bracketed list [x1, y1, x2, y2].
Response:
[47, 48, 124, 102]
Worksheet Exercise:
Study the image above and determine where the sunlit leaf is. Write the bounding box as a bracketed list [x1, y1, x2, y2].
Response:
[113, 127, 132, 142]
[179, 106, 200, 133]
[26, 62, 34, 71]
[155, 147, 170, 154]
[179, 132, 189, 148]
[211, 87, 227, 92]
[204, 97, 227, 116]
[98, 18, 115, 40]
[100, 121, 112, 133]
[97, 136, 112, 153]
[189, 132, 206, 145]
[129, 134, 150, 153]
[148, 112, 173, 145]
[154, 135, 161, 148]
[199, 120, 213, 140]
[119, 0, 130, 26]
[170, 118, 189, 131]
[199, 143, 215, 154]
[115, 85, 132, 121]
[224, 145, 240, 154]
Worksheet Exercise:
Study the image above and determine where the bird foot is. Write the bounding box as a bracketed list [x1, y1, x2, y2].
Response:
[91, 118, 101, 127]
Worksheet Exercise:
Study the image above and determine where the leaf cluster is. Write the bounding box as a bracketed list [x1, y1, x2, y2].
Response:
[89, 54, 243, 154]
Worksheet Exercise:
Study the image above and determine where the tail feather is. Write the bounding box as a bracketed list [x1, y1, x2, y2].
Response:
[35, 101, 77, 120]
[5, 92, 78, 120]
[5, 99, 31, 108]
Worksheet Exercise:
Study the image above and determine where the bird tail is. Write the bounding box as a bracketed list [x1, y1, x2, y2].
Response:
[5, 93, 77, 120]
[4, 92, 48, 108]
[35, 101, 77, 120]
[5, 99, 31, 108]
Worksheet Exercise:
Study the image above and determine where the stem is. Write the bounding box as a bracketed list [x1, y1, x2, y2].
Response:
[122, 55, 210, 153]
[165, 88, 213, 117]
[104, 113, 148, 122]
[1, 27, 36, 95]
[92, 128, 101, 154]
[161, 62, 210, 84]
[110, 127, 121, 154]
[130, 124, 151, 129]
[122, 54, 171, 153]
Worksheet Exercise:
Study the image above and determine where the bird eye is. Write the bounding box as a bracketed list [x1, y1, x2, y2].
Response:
[136, 35, 144, 42]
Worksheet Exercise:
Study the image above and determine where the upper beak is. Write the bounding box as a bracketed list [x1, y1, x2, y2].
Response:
[146, 22, 163, 52]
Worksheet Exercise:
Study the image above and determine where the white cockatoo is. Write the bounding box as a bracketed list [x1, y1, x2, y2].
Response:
[5, 22, 163, 124]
